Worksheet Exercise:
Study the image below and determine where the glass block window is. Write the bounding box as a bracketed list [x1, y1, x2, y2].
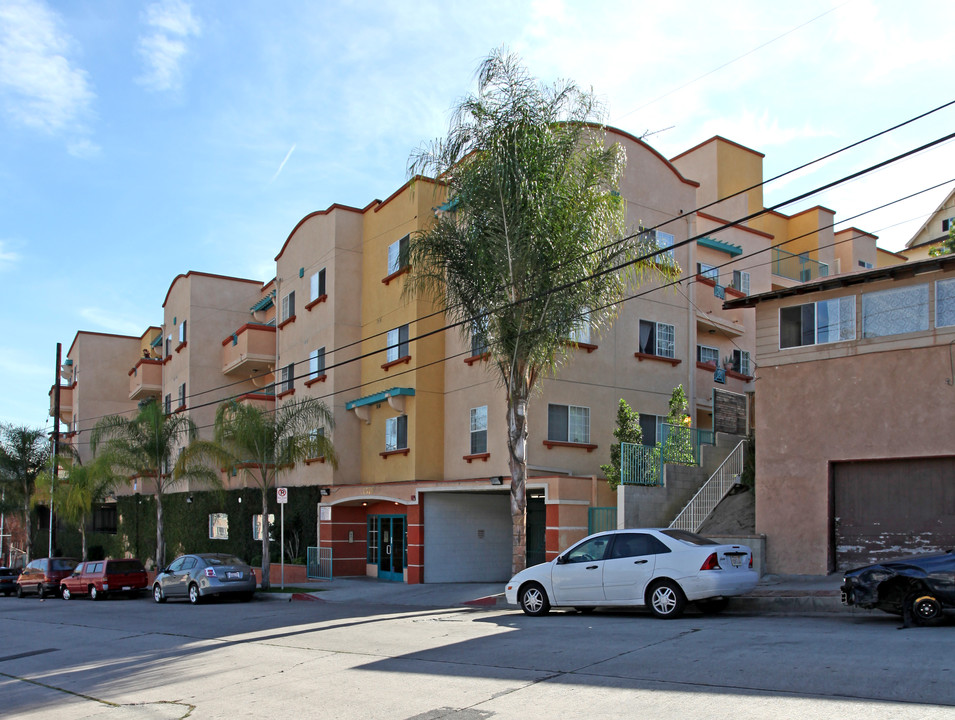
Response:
[470, 406, 488, 455]
[862, 284, 928, 338]
[937, 279, 955, 328]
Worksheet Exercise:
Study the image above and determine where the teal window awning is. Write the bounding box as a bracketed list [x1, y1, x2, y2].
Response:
[250, 294, 275, 313]
[697, 237, 743, 257]
[345, 387, 415, 410]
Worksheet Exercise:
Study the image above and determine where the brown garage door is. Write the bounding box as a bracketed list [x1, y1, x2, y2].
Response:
[833, 457, 955, 571]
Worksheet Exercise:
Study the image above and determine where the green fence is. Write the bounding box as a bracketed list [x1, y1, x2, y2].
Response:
[588, 507, 617, 535]
[620, 424, 714, 486]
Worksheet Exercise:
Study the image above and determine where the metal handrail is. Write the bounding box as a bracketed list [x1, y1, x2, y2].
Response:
[668, 439, 746, 532]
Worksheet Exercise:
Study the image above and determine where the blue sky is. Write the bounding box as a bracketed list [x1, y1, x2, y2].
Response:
[2, 0, 954, 429]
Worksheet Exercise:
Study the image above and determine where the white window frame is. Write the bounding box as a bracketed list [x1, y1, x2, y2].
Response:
[862, 284, 929, 339]
[310, 269, 326, 302]
[281, 291, 295, 322]
[208, 513, 229, 540]
[280, 363, 294, 394]
[937, 278, 955, 328]
[732, 349, 752, 376]
[470, 406, 488, 455]
[547, 403, 591, 444]
[309, 347, 325, 379]
[386, 325, 409, 363]
[639, 320, 676, 359]
[178, 320, 186, 344]
[732, 270, 751, 295]
[698, 263, 719, 282]
[178, 383, 186, 409]
[779, 296, 856, 349]
[387, 235, 409, 275]
[385, 415, 408, 452]
[697, 345, 719, 365]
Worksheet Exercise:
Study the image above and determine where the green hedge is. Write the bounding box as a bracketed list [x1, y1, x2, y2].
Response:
[56, 486, 325, 567]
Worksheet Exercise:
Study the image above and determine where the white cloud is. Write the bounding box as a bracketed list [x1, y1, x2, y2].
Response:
[0, 240, 19, 271]
[78, 307, 145, 336]
[0, 0, 94, 133]
[137, 0, 201, 92]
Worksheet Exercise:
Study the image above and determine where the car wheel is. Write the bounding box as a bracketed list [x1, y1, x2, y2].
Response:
[909, 591, 943, 626]
[188, 583, 201, 605]
[62, 586, 72, 601]
[648, 579, 686, 619]
[518, 583, 550, 616]
[37, 584, 45, 600]
[696, 597, 729, 615]
[16, 585, 24, 599]
[153, 584, 166, 604]
[90, 586, 100, 601]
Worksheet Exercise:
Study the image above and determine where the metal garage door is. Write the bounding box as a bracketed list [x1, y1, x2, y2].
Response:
[833, 457, 955, 571]
[423, 492, 512, 583]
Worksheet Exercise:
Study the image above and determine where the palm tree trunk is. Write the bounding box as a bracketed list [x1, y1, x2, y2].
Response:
[260, 487, 270, 590]
[80, 520, 87, 561]
[507, 392, 528, 575]
[23, 496, 33, 562]
[155, 492, 165, 570]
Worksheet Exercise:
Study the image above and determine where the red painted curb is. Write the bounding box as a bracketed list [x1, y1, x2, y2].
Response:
[464, 596, 500, 606]
[291, 593, 324, 602]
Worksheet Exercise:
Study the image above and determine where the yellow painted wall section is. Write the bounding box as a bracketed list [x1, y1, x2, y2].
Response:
[715, 139, 764, 219]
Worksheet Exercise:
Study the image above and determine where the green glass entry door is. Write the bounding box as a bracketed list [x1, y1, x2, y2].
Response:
[377, 515, 406, 582]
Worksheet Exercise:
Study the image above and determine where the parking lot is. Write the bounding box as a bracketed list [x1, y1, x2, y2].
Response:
[1, 588, 953, 719]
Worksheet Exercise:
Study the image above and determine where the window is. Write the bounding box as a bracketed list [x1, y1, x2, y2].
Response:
[639, 414, 664, 446]
[310, 268, 326, 302]
[386, 325, 410, 363]
[779, 297, 856, 348]
[309, 347, 326, 378]
[697, 263, 719, 281]
[697, 345, 719, 365]
[252, 514, 275, 541]
[280, 363, 294, 394]
[208, 513, 229, 540]
[165, 334, 172, 357]
[937, 279, 955, 328]
[547, 404, 590, 444]
[639, 320, 675, 358]
[178, 320, 187, 344]
[366, 517, 379, 564]
[387, 234, 409, 275]
[568, 307, 591, 345]
[178, 383, 186, 409]
[385, 415, 408, 452]
[164, 393, 171, 415]
[732, 270, 751, 295]
[858, 260, 874, 269]
[91, 504, 117, 534]
[471, 325, 489, 357]
[862, 284, 928, 338]
[641, 228, 675, 263]
[563, 535, 610, 563]
[943, 217, 954, 232]
[470, 406, 488, 455]
[608, 532, 670, 559]
[731, 349, 751, 376]
[281, 291, 295, 322]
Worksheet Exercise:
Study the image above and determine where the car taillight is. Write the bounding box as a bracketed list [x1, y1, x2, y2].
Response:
[204, 567, 216, 578]
[700, 553, 721, 571]
[749, 554, 753, 569]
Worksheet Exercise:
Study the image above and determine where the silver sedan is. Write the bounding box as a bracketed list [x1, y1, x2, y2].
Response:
[153, 553, 256, 604]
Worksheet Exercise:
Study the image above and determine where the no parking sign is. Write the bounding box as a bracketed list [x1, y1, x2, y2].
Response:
[277, 487, 288, 504]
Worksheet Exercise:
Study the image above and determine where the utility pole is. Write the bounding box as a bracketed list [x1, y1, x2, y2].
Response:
[50, 343, 62, 557]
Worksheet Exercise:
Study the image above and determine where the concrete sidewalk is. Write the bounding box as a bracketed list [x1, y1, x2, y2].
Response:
[264, 572, 863, 616]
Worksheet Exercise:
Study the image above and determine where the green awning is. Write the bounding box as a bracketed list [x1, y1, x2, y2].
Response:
[346, 387, 415, 410]
[697, 237, 743, 257]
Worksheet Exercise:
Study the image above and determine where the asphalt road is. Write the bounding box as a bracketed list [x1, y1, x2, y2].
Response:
[0, 593, 952, 719]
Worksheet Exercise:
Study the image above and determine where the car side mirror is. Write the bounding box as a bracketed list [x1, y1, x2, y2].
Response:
[556, 555, 567, 565]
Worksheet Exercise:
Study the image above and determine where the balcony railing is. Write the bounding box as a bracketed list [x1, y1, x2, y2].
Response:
[129, 358, 163, 400]
[620, 424, 714, 486]
[772, 248, 829, 282]
[222, 323, 276, 377]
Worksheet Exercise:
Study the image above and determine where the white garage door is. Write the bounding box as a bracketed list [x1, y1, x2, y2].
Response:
[423, 492, 512, 583]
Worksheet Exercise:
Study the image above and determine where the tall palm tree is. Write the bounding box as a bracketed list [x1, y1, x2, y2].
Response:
[0, 424, 51, 562]
[54, 455, 121, 561]
[175, 398, 336, 590]
[90, 399, 198, 569]
[406, 49, 669, 573]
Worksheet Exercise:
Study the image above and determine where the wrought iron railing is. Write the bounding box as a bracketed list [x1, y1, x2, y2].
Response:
[620, 425, 714, 486]
[307, 546, 332, 580]
[668, 439, 746, 533]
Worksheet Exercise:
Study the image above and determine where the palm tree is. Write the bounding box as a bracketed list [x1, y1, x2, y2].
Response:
[90, 399, 198, 569]
[406, 49, 668, 573]
[54, 455, 121, 561]
[175, 398, 336, 590]
[0, 424, 51, 562]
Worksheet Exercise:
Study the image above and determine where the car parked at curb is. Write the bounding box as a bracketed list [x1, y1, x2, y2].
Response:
[16, 558, 79, 598]
[152, 553, 256, 604]
[505, 528, 758, 618]
[0, 567, 21, 596]
[841, 549, 955, 625]
[60, 558, 149, 600]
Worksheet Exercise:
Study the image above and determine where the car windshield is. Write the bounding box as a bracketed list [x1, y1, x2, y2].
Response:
[660, 529, 719, 546]
[108, 560, 144, 573]
[51, 559, 78, 571]
[206, 555, 245, 567]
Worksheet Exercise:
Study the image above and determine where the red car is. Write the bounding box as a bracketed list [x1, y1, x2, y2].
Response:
[16, 558, 79, 598]
[60, 558, 148, 600]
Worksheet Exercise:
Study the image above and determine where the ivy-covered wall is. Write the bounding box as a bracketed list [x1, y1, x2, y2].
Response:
[56, 486, 325, 568]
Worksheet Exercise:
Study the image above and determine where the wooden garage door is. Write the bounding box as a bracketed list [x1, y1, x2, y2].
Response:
[833, 457, 955, 571]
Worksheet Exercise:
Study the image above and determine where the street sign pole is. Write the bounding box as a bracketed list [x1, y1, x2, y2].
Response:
[277, 487, 288, 589]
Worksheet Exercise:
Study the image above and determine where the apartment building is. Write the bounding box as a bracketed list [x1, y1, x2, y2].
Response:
[50, 128, 893, 583]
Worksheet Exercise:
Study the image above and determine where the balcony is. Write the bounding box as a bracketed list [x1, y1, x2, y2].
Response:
[236, 389, 276, 412]
[49, 383, 73, 423]
[222, 323, 276, 377]
[772, 248, 829, 283]
[128, 358, 163, 401]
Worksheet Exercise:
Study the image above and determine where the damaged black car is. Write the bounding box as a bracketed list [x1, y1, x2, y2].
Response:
[841, 550, 955, 625]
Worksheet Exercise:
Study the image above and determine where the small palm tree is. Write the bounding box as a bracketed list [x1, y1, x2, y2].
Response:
[91, 399, 198, 569]
[175, 398, 336, 590]
[54, 455, 121, 561]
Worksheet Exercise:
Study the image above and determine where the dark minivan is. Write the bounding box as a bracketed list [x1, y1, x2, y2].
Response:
[16, 558, 79, 598]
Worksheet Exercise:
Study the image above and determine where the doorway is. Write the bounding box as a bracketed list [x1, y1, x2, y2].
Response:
[375, 515, 406, 582]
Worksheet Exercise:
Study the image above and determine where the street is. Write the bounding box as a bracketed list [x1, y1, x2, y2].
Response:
[0, 593, 952, 719]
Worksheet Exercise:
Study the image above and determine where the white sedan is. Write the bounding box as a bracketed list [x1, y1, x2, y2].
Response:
[505, 528, 758, 618]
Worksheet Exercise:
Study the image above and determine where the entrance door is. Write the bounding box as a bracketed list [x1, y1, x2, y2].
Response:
[378, 515, 406, 582]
